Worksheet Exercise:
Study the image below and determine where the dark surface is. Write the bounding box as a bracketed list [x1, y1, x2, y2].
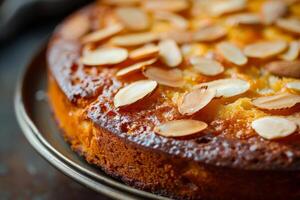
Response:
[0, 20, 109, 200]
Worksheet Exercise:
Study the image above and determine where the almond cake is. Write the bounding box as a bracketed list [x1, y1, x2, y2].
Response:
[47, 0, 300, 199]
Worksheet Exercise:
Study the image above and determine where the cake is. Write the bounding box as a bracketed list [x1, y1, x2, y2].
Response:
[47, 0, 300, 199]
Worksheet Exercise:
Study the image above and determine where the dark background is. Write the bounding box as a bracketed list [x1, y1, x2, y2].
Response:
[0, 0, 109, 199]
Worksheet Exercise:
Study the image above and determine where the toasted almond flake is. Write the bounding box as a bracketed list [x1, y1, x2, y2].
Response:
[252, 92, 300, 110]
[261, 0, 288, 25]
[129, 45, 159, 60]
[61, 14, 90, 40]
[279, 41, 300, 61]
[159, 39, 182, 67]
[114, 80, 157, 107]
[216, 42, 248, 65]
[116, 58, 157, 77]
[286, 82, 300, 91]
[154, 120, 208, 137]
[193, 25, 227, 42]
[252, 116, 297, 140]
[81, 24, 123, 44]
[276, 18, 300, 35]
[264, 60, 300, 78]
[115, 7, 149, 31]
[226, 13, 261, 26]
[287, 115, 300, 128]
[143, 0, 189, 12]
[190, 57, 224, 76]
[143, 66, 184, 87]
[81, 47, 128, 66]
[111, 32, 158, 46]
[103, 0, 140, 5]
[244, 41, 287, 59]
[195, 78, 250, 98]
[159, 31, 194, 44]
[209, 0, 246, 16]
[178, 88, 216, 115]
[154, 11, 188, 30]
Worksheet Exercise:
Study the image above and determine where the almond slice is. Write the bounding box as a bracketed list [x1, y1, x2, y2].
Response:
[61, 14, 90, 40]
[81, 47, 128, 66]
[116, 58, 157, 77]
[178, 88, 216, 115]
[154, 11, 188, 30]
[154, 120, 208, 137]
[195, 78, 250, 98]
[216, 42, 248, 65]
[261, 0, 288, 25]
[276, 18, 300, 35]
[264, 60, 300, 78]
[252, 92, 300, 110]
[143, 0, 189, 12]
[190, 57, 224, 76]
[115, 7, 149, 31]
[114, 80, 157, 107]
[193, 25, 227, 42]
[159, 31, 194, 44]
[244, 41, 287, 59]
[81, 23, 124, 44]
[209, 0, 246, 17]
[143, 66, 184, 87]
[111, 32, 158, 46]
[159, 39, 182, 67]
[286, 82, 300, 91]
[279, 41, 300, 61]
[252, 116, 297, 140]
[226, 13, 261, 26]
[129, 45, 159, 60]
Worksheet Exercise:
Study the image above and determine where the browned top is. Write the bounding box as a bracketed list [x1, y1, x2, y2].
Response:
[48, 2, 300, 170]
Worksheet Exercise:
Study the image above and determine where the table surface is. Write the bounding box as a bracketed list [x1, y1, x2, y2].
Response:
[0, 22, 110, 200]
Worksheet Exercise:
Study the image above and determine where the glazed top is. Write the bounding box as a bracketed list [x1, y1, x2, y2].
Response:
[48, 0, 300, 170]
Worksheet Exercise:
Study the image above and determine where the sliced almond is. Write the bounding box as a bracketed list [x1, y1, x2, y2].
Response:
[159, 31, 194, 44]
[115, 7, 149, 31]
[114, 80, 157, 107]
[209, 0, 246, 17]
[286, 82, 300, 91]
[190, 57, 224, 76]
[279, 41, 300, 61]
[143, 66, 184, 87]
[116, 58, 157, 77]
[195, 78, 250, 98]
[252, 92, 300, 110]
[244, 41, 287, 59]
[158, 39, 182, 67]
[111, 32, 158, 46]
[178, 88, 216, 115]
[81, 23, 123, 44]
[154, 11, 188, 30]
[252, 116, 297, 140]
[81, 47, 128, 66]
[216, 42, 248, 65]
[264, 60, 300, 78]
[143, 0, 189, 12]
[61, 14, 90, 40]
[261, 0, 288, 25]
[154, 120, 208, 137]
[193, 25, 227, 42]
[276, 18, 300, 35]
[226, 13, 261, 26]
[129, 45, 159, 60]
